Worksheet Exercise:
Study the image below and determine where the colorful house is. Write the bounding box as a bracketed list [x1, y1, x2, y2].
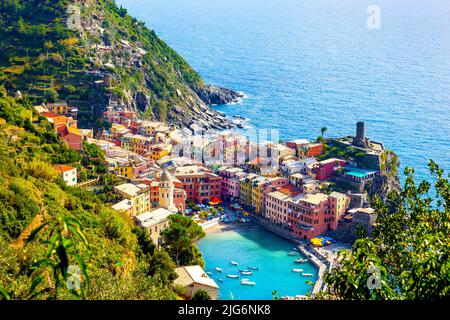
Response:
[174, 165, 221, 204]
[53, 165, 77, 186]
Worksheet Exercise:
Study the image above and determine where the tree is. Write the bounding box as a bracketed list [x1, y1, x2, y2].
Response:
[322, 160, 450, 300]
[147, 249, 178, 285]
[192, 289, 211, 300]
[161, 214, 205, 267]
[321, 127, 328, 138]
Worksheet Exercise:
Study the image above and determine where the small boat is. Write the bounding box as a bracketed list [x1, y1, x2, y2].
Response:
[293, 247, 299, 251]
[240, 270, 253, 275]
[215, 267, 223, 272]
[241, 278, 256, 286]
[302, 273, 314, 277]
[206, 271, 213, 276]
[248, 266, 259, 271]
[288, 251, 298, 256]
[227, 274, 239, 279]
[294, 258, 308, 264]
[218, 278, 224, 283]
[230, 261, 239, 266]
[292, 269, 304, 273]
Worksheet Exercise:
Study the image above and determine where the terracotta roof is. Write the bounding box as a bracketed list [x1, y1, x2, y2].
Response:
[53, 165, 76, 173]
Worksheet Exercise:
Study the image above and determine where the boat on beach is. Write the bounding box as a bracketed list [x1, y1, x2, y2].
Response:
[292, 269, 304, 273]
[227, 274, 240, 279]
[241, 278, 256, 286]
[294, 258, 308, 263]
[230, 261, 239, 266]
[215, 267, 223, 272]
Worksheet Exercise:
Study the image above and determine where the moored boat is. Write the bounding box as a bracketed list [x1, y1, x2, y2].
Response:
[288, 251, 298, 256]
[294, 258, 307, 263]
[248, 266, 259, 271]
[215, 267, 223, 272]
[227, 274, 239, 279]
[240, 270, 253, 275]
[241, 278, 256, 286]
[218, 278, 224, 283]
[230, 261, 239, 266]
[302, 273, 314, 277]
[292, 268, 304, 273]
[206, 271, 213, 275]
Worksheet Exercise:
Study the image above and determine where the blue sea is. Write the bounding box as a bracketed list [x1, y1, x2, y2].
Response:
[118, 0, 450, 183]
[197, 226, 318, 300]
[117, 0, 450, 299]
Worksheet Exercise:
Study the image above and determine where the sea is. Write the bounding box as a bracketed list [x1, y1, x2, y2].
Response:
[196, 226, 318, 300]
[117, 0, 450, 299]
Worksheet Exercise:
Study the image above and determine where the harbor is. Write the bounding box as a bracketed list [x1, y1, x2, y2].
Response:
[197, 213, 320, 300]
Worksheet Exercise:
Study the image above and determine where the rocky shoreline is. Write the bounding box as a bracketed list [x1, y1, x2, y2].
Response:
[195, 85, 244, 106]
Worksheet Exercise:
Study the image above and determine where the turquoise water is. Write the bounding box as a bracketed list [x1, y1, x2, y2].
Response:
[197, 226, 318, 300]
[118, 0, 450, 183]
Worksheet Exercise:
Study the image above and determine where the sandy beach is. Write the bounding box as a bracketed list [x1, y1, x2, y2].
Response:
[203, 221, 259, 235]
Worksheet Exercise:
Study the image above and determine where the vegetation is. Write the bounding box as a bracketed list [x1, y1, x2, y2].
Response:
[161, 214, 206, 268]
[322, 161, 450, 299]
[0, 96, 178, 300]
[192, 289, 211, 300]
[0, 0, 207, 127]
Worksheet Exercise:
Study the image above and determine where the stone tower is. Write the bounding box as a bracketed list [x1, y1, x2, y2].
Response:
[158, 170, 176, 212]
[354, 121, 368, 148]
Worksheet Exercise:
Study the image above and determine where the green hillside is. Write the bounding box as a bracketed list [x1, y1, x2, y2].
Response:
[0, 0, 232, 129]
[0, 93, 181, 299]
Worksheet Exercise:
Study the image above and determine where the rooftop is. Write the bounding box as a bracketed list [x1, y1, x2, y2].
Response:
[174, 266, 219, 289]
[114, 183, 147, 197]
[111, 199, 133, 212]
[135, 208, 172, 229]
[53, 165, 76, 173]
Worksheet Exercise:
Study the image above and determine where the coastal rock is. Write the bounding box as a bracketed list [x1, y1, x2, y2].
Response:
[194, 85, 244, 106]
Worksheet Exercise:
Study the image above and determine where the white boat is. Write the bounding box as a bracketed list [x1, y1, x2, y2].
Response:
[206, 272, 213, 275]
[294, 258, 308, 263]
[215, 267, 223, 272]
[293, 247, 299, 251]
[302, 273, 314, 277]
[240, 270, 253, 275]
[230, 261, 239, 266]
[241, 278, 256, 286]
[218, 278, 224, 283]
[227, 274, 239, 279]
[292, 269, 304, 273]
[288, 251, 298, 256]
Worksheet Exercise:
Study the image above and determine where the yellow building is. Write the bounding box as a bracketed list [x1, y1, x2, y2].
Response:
[147, 147, 169, 161]
[239, 173, 258, 208]
[114, 165, 135, 179]
[113, 183, 150, 217]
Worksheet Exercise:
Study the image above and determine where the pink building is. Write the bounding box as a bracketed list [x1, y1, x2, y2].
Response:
[288, 192, 349, 239]
[266, 186, 302, 226]
[217, 167, 247, 201]
[311, 158, 347, 181]
[258, 177, 290, 216]
[174, 165, 221, 204]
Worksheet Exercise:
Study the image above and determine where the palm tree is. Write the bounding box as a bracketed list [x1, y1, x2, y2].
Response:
[321, 127, 328, 138]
